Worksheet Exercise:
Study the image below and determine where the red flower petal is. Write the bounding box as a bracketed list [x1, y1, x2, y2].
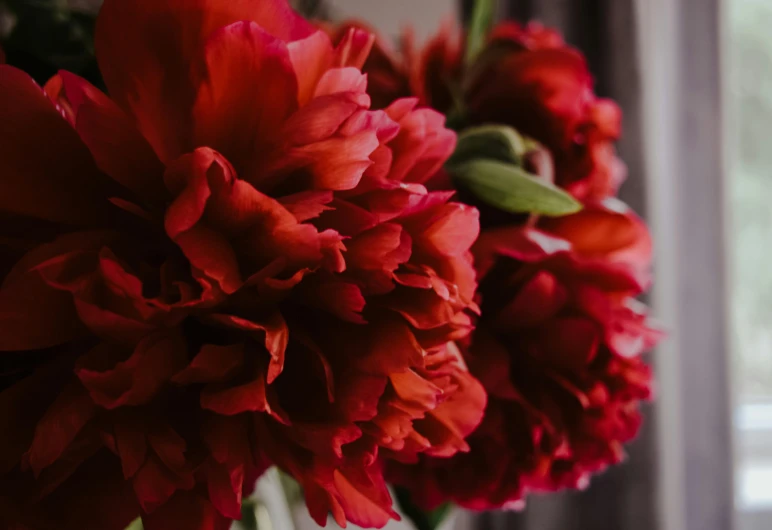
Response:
[133, 456, 194, 514]
[282, 93, 362, 146]
[95, 0, 313, 162]
[334, 27, 376, 69]
[192, 22, 298, 179]
[24, 382, 96, 475]
[208, 314, 289, 383]
[0, 267, 84, 351]
[411, 203, 481, 258]
[143, 491, 231, 530]
[200, 360, 275, 417]
[206, 462, 244, 519]
[0, 66, 116, 225]
[331, 468, 399, 528]
[173, 344, 246, 385]
[54, 71, 166, 204]
[76, 332, 187, 409]
[288, 31, 334, 106]
[115, 419, 148, 479]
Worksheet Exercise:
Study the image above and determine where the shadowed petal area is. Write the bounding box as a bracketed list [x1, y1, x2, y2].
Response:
[0, 66, 117, 225]
[50, 71, 167, 204]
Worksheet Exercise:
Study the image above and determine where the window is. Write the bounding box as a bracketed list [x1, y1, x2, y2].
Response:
[730, 1, 772, 528]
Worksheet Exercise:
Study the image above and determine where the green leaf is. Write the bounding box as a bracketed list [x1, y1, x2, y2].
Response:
[124, 519, 143, 530]
[465, 0, 496, 64]
[450, 124, 528, 166]
[450, 159, 582, 216]
[238, 498, 260, 530]
[395, 487, 453, 530]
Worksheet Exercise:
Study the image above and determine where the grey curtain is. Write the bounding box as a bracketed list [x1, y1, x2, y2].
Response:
[461, 2, 657, 529]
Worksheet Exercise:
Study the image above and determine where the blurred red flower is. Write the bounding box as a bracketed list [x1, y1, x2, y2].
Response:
[388, 201, 662, 509]
[345, 20, 625, 202]
[0, 1, 485, 528]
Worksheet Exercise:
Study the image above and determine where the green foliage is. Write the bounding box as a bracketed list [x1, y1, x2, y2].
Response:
[447, 124, 580, 216]
[395, 487, 452, 530]
[124, 518, 143, 530]
[450, 124, 528, 166]
[464, 0, 496, 65]
[450, 159, 581, 216]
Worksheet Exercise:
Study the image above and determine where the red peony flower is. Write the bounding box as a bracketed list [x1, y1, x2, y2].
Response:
[345, 20, 624, 202]
[387, 200, 661, 510]
[0, 1, 485, 528]
[330, 20, 463, 113]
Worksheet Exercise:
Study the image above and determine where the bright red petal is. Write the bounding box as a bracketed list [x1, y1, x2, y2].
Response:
[192, 22, 298, 178]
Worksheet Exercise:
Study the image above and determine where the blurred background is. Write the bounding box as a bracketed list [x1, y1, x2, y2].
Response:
[0, 0, 769, 529]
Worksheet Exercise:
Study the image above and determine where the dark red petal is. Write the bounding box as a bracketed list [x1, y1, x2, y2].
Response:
[0, 65, 116, 225]
[206, 462, 244, 519]
[192, 22, 298, 178]
[132, 456, 194, 513]
[0, 361, 70, 474]
[493, 270, 568, 329]
[95, 0, 313, 162]
[115, 419, 148, 479]
[165, 148, 326, 280]
[26, 454, 140, 530]
[55, 71, 167, 204]
[208, 314, 289, 383]
[537, 317, 601, 370]
[290, 423, 363, 460]
[76, 332, 187, 409]
[143, 492, 230, 530]
[24, 382, 96, 475]
[0, 267, 84, 351]
[173, 343, 245, 385]
[148, 426, 188, 472]
[301, 279, 367, 323]
[73, 298, 157, 347]
[200, 362, 274, 417]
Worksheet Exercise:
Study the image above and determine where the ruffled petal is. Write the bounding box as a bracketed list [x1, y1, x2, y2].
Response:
[192, 22, 298, 178]
[52, 71, 166, 204]
[95, 0, 313, 162]
[0, 66, 117, 225]
[76, 332, 187, 409]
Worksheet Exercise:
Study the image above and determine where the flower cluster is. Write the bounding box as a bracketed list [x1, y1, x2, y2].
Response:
[0, 2, 661, 528]
[0, 1, 486, 528]
[352, 21, 662, 510]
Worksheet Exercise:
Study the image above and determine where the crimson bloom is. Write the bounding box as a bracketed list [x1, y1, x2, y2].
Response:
[388, 200, 661, 509]
[348, 21, 624, 202]
[0, 1, 485, 529]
